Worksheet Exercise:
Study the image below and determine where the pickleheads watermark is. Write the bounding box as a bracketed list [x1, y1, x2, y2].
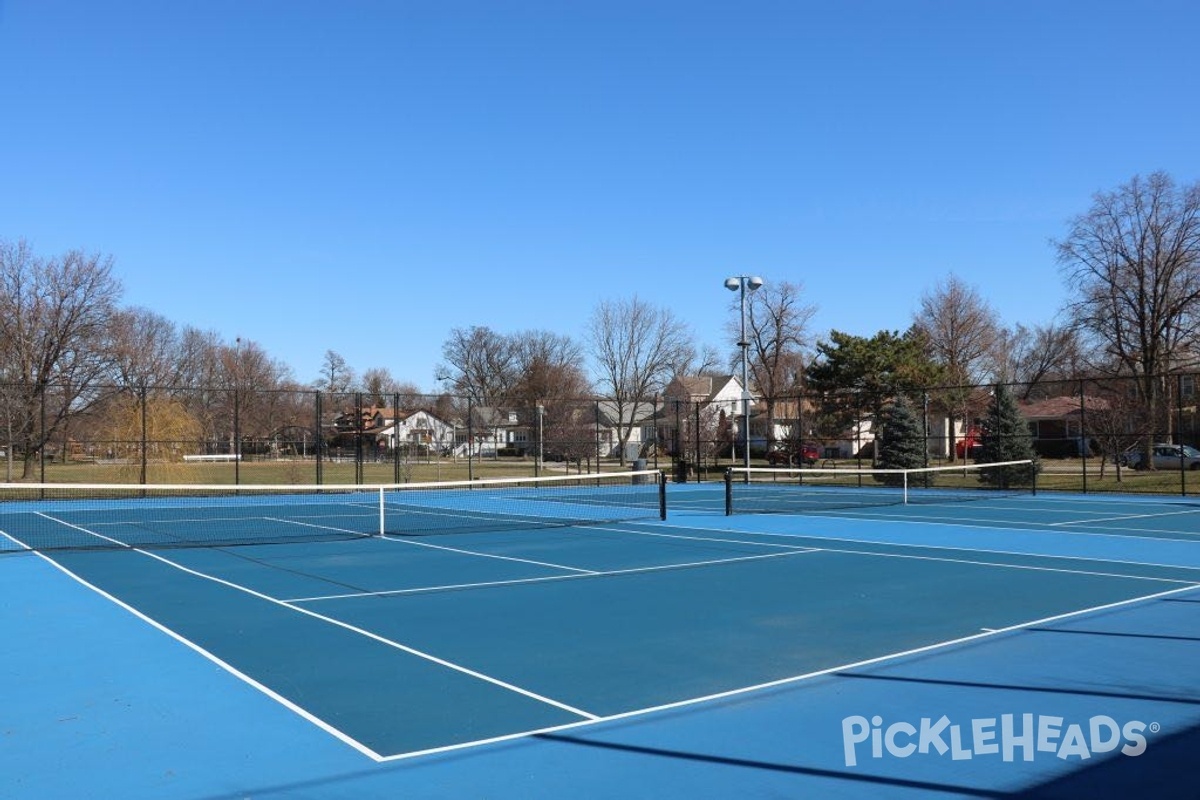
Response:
[842, 714, 1159, 767]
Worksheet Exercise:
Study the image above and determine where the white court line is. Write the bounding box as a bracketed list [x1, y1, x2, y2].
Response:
[1049, 507, 1200, 526]
[35, 511, 135, 547]
[0, 527, 33, 550]
[285, 548, 822, 603]
[368, 512, 1199, 588]
[575, 522, 815, 550]
[17, 516, 603, 755]
[270, 517, 599, 575]
[733, 504, 1200, 545]
[1048, 524, 1200, 539]
[82, 510, 380, 528]
[15, 512, 1200, 764]
[6, 539, 385, 761]
[807, 546, 1197, 584]
[293, 512, 1196, 606]
[807, 495, 1200, 531]
[132, 546, 601, 721]
[639, 519, 1200, 577]
[374, 581, 1200, 761]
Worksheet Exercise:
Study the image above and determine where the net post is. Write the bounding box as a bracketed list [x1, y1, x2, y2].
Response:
[903, 470, 909, 505]
[658, 471, 667, 520]
[724, 468, 733, 516]
[378, 486, 386, 537]
[1030, 460, 1037, 496]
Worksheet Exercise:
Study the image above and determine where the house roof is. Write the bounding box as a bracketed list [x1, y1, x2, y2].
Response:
[1018, 395, 1111, 420]
[595, 400, 659, 427]
[665, 374, 741, 403]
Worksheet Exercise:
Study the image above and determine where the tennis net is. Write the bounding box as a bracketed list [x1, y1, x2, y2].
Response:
[725, 460, 1037, 516]
[0, 470, 667, 551]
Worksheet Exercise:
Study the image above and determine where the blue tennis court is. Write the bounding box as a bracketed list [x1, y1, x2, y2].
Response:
[2, 474, 1198, 797]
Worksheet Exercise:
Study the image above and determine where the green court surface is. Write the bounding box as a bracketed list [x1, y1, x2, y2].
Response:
[2, 482, 1198, 797]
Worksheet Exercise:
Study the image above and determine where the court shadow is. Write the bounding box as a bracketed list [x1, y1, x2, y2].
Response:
[1027, 626, 1200, 644]
[832, 672, 1200, 707]
[534, 732, 1007, 797]
[1004, 721, 1200, 799]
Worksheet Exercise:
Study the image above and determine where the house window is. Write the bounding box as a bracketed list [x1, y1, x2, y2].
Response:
[1038, 420, 1068, 438]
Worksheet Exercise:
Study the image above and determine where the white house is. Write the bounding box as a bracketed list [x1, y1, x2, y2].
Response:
[659, 374, 759, 458]
[595, 400, 660, 460]
[662, 375, 746, 419]
[376, 409, 456, 454]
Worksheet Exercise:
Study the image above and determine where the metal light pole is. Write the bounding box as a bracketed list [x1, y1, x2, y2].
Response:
[536, 404, 544, 477]
[724, 275, 763, 471]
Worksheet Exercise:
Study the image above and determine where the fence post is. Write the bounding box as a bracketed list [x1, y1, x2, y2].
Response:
[140, 384, 148, 484]
[1178, 374, 1187, 496]
[1079, 379, 1088, 494]
[466, 397, 474, 481]
[594, 400, 601, 468]
[315, 391, 323, 484]
[393, 391, 401, 483]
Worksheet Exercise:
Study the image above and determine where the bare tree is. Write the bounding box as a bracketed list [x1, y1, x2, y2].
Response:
[361, 367, 421, 407]
[437, 326, 519, 408]
[690, 344, 723, 377]
[108, 307, 189, 389]
[203, 337, 297, 456]
[318, 350, 356, 394]
[0, 239, 123, 477]
[507, 331, 593, 465]
[1056, 172, 1200, 462]
[588, 296, 693, 462]
[913, 274, 1001, 458]
[992, 322, 1083, 397]
[913, 274, 1001, 385]
[175, 327, 226, 390]
[511, 331, 590, 406]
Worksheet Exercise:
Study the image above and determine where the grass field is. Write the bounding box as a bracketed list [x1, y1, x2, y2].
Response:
[6, 455, 1200, 499]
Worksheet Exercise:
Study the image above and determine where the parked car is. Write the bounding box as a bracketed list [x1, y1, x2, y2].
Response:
[1122, 443, 1200, 470]
[766, 443, 820, 466]
[955, 428, 983, 459]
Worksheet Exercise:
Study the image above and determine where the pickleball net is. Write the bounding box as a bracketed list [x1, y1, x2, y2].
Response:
[0, 470, 667, 551]
[725, 460, 1037, 515]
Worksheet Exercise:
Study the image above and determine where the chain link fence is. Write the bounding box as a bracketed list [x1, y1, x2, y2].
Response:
[1, 385, 668, 485]
[5, 375, 1200, 494]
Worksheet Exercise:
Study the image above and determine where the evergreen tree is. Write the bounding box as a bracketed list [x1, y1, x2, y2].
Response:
[977, 383, 1040, 487]
[806, 328, 945, 450]
[875, 396, 926, 485]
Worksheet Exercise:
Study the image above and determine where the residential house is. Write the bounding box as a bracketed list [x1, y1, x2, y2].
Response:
[595, 400, 660, 460]
[465, 406, 521, 457]
[660, 374, 756, 458]
[1018, 394, 1110, 457]
[376, 409, 457, 455]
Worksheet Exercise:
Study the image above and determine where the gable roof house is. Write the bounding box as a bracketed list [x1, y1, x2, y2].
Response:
[376, 409, 456, 454]
[662, 375, 745, 417]
[659, 374, 760, 460]
[1017, 394, 1111, 457]
[464, 406, 520, 456]
[595, 400, 660, 460]
[328, 405, 398, 450]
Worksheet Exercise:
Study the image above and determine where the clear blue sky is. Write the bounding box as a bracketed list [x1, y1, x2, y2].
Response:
[3, 1, 1198, 391]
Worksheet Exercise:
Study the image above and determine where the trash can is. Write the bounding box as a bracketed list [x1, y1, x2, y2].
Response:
[632, 458, 647, 483]
[673, 460, 688, 483]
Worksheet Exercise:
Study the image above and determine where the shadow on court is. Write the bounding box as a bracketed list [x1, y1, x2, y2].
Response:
[1008, 722, 1200, 798]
